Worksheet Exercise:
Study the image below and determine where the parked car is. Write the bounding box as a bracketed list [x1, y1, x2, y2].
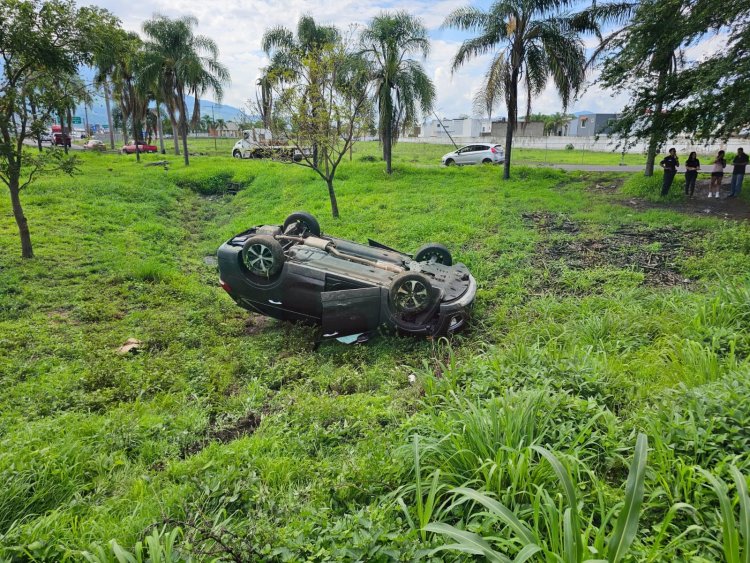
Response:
[121, 141, 158, 154]
[53, 132, 71, 147]
[83, 139, 106, 151]
[39, 132, 53, 143]
[441, 144, 505, 166]
[217, 212, 476, 339]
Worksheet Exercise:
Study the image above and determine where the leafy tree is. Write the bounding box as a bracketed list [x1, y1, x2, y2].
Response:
[588, 0, 691, 175]
[360, 11, 435, 175]
[255, 71, 274, 131]
[140, 15, 230, 166]
[262, 15, 340, 166]
[0, 0, 111, 258]
[669, 0, 750, 141]
[445, 0, 595, 179]
[272, 37, 371, 218]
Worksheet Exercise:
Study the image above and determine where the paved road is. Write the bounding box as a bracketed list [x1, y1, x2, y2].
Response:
[530, 163, 731, 174]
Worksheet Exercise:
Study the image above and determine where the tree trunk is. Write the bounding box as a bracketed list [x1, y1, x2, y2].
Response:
[181, 117, 190, 166]
[503, 79, 518, 181]
[133, 111, 140, 163]
[177, 86, 190, 166]
[168, 111, 180, 154]
[156, 103, 166, 155]
[326, 178, 339, 218]
[9, 180, 33, 258]
[384, 118, 393, 175]
[645, 67, 669, 177]
[104, 80, 115, 149]
[66, 109, 73, 155]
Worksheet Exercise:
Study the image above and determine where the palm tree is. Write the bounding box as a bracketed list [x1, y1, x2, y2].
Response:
[445, 1, 596, 179]
[140, 15, 230, 166]
[361, 12, 435, 175]
[262, 16, 340, 166]
[546, 112, 574, 136]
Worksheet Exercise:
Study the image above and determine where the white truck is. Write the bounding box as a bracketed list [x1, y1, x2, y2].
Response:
[231, 130, 306, 161]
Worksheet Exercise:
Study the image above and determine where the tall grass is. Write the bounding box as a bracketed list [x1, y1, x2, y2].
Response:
[422, 435, 649, 562]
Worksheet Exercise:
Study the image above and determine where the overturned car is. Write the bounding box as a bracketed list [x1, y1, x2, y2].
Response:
[217, 212, 476, 339]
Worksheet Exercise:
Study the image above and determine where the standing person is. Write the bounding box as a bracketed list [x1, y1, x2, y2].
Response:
[660, 147, 679, 196]
[684, 151, 700, 197]
[709, 150, 726, 198]
[729, 147, 748, 198]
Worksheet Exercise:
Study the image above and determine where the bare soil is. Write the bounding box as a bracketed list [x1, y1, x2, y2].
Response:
[621, 178, 750, 221]
[180, 412, 261, 458]
[524, 212, 702, 288]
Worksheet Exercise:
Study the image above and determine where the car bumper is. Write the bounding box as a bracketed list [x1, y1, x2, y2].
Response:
[435, 274, 477, 334]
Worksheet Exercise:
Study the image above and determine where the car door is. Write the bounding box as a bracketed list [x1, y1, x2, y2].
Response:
[455, 146, 475, 165]
[478, 144, 493, 163]
[321, 287, 383, 337]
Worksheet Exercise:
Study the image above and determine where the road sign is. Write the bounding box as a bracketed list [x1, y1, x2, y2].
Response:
[72, 116, 82, 125]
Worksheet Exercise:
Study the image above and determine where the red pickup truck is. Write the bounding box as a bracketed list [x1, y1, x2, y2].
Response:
[121, 141, 158, 154]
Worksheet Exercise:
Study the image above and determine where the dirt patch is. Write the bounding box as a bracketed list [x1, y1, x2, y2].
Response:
[522, 211, 581, 234]
[244, 314, 272, 335]
[180, 412, 261, 458]
[527, 213, 702, 288]
[620, 193, 750, 221]
[587, 177, 625, 193]
[599, 177, 750, 221]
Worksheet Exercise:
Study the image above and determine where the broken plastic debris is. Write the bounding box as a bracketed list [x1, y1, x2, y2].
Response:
[336, 333, 361, 344]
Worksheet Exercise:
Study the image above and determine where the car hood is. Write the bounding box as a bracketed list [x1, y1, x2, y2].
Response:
[442, 151, 458, 159]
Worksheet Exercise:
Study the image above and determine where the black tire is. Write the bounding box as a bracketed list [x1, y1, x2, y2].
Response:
[241, 235, 285, 277]
[445, 158, 455, 167]
[389, 272, 437, 315]
[232, 150, 242, 159]
[414, 243, 453, 266]
[283, 211, 321, 236]
[482, 158, 492, 164]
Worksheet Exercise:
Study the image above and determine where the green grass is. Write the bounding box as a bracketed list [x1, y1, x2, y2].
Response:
[164, 137, 647, 166]
[1, 146, 749, 560]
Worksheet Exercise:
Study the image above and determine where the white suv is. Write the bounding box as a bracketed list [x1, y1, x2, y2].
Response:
[441, 144, 505, 166]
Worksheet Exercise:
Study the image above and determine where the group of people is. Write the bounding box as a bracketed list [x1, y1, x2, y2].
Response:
[659, 147, 748, 199]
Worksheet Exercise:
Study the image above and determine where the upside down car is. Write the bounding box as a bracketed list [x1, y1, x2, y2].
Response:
[217, 212, 476, 339]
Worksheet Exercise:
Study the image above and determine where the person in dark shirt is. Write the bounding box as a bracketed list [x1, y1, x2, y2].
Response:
[684, 151, 700, 197]
[660, 148, 679, 196]
[729, 147, 748, 198]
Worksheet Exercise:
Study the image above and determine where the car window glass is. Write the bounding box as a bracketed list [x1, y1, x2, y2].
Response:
[463, 146, 477, 153]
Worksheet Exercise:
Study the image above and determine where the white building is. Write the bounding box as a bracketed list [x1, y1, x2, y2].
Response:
[421, 118, 491, 139]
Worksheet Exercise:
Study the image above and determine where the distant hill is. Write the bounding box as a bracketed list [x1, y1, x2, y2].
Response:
[72, 94, 249, 129]
[70, 66, 250, 127]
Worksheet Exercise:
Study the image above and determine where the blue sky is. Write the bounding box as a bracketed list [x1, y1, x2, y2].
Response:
[79, 0, 723, 124]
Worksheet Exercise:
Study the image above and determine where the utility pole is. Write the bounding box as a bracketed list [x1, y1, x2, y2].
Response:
[212, 103, 216, 153]
[433, 111, 459, 150]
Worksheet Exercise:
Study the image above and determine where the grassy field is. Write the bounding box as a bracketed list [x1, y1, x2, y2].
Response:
[1, 149, 749, 561]
[148, 137, 650, 166]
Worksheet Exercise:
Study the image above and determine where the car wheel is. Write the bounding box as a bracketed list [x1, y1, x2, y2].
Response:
[414, 243, 453, 266]
[283, 211, 321, 237]
[241, 235, 285, 278]
[232, 150, 242, 159]
[445, 159, 455, 166]
[389, 272, 437, 315]
[482, 158, 492, 164]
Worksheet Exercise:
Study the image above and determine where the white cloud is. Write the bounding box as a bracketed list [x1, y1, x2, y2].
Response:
[87, 0, 726, 118]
